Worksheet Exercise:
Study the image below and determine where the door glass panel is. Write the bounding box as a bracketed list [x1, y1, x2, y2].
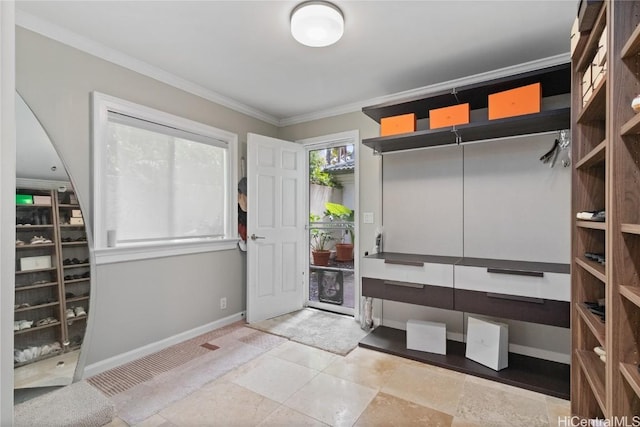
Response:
[308, 144, 355, 312]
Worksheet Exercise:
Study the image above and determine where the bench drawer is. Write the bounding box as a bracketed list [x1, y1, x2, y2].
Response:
[362, 277, 454, 309]
[454, 289, 570, 327]
[361, 257, 454, 287]
[453, 265, 570, 302]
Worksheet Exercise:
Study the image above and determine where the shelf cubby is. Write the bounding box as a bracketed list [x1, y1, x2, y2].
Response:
[620, 113, 640, 136]
[620, 286, 640, 309]
[576, 139, 606, 169]
[14, 321, 61, 335]
[575, 257, 606, 283]
[577, 77, 607, 124]
[621, 22, 640, 59]
[620, 363, 640, 399]
[576, 349, 607, 416]
[576, 303, 606, 347]
[575, 5, 607, 72]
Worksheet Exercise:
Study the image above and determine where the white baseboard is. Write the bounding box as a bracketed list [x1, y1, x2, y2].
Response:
[81, 311, 245, 378]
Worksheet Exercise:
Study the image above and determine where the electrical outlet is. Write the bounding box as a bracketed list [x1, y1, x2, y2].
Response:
[220, 297, 227, 310]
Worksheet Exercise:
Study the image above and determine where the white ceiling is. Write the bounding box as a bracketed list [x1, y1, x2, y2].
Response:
[15, 0, 576, 126]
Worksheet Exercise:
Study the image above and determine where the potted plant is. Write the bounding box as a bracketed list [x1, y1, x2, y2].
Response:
[324, 202, 354, 262]
[310, 227, 334, 266]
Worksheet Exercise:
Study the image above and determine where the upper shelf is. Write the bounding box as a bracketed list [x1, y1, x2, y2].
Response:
[362, 108, 570, 154]
[362, 63, 571, 123]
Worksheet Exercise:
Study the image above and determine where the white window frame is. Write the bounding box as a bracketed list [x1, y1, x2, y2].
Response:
[92, 92, 238, 264]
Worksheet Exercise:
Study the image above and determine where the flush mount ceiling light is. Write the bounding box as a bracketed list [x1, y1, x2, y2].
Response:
[290, 1, 344, 47]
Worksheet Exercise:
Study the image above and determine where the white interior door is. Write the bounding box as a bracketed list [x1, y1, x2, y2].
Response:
[246, 133, 305, 323]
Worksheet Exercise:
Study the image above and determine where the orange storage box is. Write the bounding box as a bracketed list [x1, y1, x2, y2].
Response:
[429, 103, 470, 129]
[380, 113, 416, 136]
[488, 83, 541, 120]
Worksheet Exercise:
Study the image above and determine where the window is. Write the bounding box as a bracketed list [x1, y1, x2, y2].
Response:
[92, 92, 238, 263]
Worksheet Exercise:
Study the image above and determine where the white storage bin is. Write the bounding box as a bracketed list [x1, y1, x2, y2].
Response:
[406, 319, 446, 355]
[20, 255, 52, 271]
[465, 316, 508, 371]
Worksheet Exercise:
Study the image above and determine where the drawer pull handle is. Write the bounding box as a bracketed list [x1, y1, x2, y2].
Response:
[487, 267, 544, 278]
[486, 292, 544, 304]
[384, 259, 424, 267]
[384, 280, 425, 289]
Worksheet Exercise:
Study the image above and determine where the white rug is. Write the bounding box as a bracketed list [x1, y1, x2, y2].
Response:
[248, 308, 368, 356]
[14, 381, 115, 427]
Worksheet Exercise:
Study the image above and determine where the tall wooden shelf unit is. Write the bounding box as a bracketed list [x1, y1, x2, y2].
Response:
[571, 0, 640, 418]
[14, 188, 90, 367]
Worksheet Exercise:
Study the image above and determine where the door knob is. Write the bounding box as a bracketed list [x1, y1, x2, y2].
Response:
[250, 234, 265, 240]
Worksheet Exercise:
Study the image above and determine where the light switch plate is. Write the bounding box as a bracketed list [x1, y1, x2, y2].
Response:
[363, 212, 374, 224]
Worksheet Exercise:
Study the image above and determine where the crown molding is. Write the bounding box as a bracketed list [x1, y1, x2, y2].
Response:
[16, 11, 280, 126]
[279, 53, 570, 127]
[15, 11, 570, 129]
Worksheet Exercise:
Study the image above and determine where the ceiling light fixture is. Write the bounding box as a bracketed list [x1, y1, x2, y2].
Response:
[290, 1, 344, 48]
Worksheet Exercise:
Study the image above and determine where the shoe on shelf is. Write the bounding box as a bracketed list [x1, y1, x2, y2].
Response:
[15, 240, 25, 246]
[64, 275, 73, 281]
[594, 346, 606, 356]
[19, 320, 33, 330]
[65, 308, 75, 319]
[63, 258, 72, 265]
[74, 306, 86, 317]
[576, 210, 606, 222]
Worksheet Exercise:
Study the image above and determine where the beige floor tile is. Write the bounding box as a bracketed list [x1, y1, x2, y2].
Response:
[463, 373, 548, 402]
[451, 418, 482, 427]
[455, 378, 549, 426]
[323, 346, 405, 390]
[284, 372, 377, 427]
[354, 392, 453, 427]
[258, 405, 328, 427]
[232, 355, 319, 403]
[104, 417, 129, 427]
[381, 362, 465, 415]
[132, 413, 176, 427]
[546, 397, 570, 427]
[267, 341, 337, 371]
[212, 353, 272, 384]
[159, 381, 279, 426]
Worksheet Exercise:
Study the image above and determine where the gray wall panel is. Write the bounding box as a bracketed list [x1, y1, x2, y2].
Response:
[382, 146, 463, 256]
[463, 134, 570, 263]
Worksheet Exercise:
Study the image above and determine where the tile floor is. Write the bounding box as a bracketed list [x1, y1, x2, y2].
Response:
[104, 329, 570, 427]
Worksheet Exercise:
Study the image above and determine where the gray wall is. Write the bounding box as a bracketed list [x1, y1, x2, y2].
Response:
[16, 27, 276, 368]
[383, 146, 463, 256]
[382, 133, 571, 263]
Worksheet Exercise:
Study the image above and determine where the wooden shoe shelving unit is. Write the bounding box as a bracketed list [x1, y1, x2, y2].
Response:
[14, 188, 91, 367]
[571, 0, 640, 418]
